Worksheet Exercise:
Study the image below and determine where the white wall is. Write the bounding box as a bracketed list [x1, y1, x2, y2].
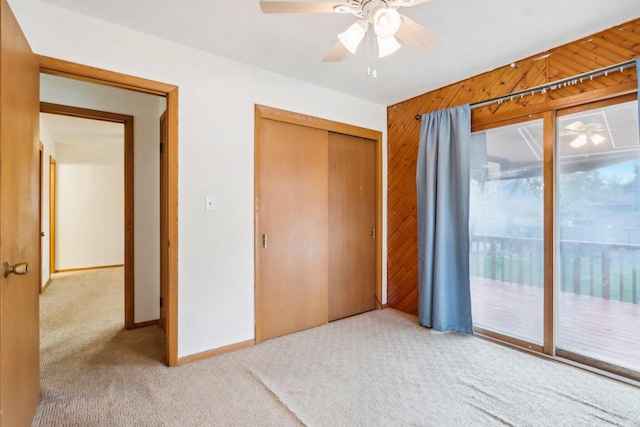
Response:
[39, 120, 56, 288]
[12, 0, 388, 358]
[55, 140, 124, 269]
[41, 75, 165, 324]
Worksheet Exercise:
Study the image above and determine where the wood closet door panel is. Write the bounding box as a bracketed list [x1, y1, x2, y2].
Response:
[328, 132, 376, 321]
[257, 119, 329, 342]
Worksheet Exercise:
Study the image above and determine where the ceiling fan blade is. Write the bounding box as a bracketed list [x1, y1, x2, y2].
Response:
[392, 0, 434, 7]
[260, 1, 345, 14]
[564, 121, 585, 131]
[323, 41, 349, 62]
[396, 14, 442, 56]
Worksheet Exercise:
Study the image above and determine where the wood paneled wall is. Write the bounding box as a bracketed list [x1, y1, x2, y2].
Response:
[387, 18, 640, 315]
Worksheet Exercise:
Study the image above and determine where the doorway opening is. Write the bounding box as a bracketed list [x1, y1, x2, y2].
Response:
[38, 56, 179, 366]
[41, 103, 133, 326]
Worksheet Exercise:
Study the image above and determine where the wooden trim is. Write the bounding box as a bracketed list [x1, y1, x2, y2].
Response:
[471, 112, 545, 133]
[253, 105, 262, 343]
[49, 156, 56, 275]
[55, 264, 124, 273]
[176, 340, 254, 366]
[254, 106, 263, 344]
[474, 327, 545, 354]
[39, 57, 179, 366]
[543, 110, 556, 356]
[38, 55, 175, 96]
[41, 278, 52, 294]
[557, 349, 640, 382]
[255, 105, 381, 140]
[39, 142, 44, 294]
[124, 112, 135, 330]
[375, 130, 383, 311]
[165, 88, 179, 367]
[133, 319, 159, 329]
[556, 92, 638, 117]
[40, 102, 132, 122]
[159, 111, 168, 332]
[40, 102, 135, 330]
[254, 105, 384, 343]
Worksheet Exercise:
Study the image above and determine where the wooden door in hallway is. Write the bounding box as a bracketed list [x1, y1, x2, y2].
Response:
[256, 119, 329, 342]
[328, 132, 376, 321]
[0, 0, 41, 424]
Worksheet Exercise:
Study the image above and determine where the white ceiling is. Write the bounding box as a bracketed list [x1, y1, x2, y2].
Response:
[36, 0, 640, 105]
[41, 113, 124, 147]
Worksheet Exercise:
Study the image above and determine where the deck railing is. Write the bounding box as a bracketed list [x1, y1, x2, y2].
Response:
[470, 235, 639, 304]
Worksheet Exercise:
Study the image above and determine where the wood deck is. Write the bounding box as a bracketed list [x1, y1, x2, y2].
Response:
[471, 277, 640, 372]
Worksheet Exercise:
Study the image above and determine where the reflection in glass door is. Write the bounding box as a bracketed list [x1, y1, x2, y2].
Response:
[556, 100, 640, 375]
[469, 118, 544, 345]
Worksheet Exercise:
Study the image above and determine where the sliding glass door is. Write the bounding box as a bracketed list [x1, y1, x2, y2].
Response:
[556, 99, 640, 375]
[469, 95, 640, 380]
[469, 117, 545, 346]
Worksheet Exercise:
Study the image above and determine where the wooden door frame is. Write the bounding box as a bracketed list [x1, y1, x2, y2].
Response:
[49, 155, 56, 277]
[40, 102, 136, 329]
[38, 56, 180, 367]
[38, 142, 44, 294]
[159, 110, 168, 332]
[254, 104, 383, 343]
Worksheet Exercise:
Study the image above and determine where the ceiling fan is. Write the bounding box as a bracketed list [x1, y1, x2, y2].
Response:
[560, 120, 607, 148]
[259, 0, 441, 62]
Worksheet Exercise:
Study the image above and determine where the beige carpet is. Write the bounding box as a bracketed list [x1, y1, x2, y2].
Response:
[35, 268, 640, 426]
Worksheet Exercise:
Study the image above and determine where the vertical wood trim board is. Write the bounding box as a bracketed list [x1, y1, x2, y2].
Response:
[386, 18, 640, 315]
[542, 110, 556, 355]
[48, 156, 56, 275]
[159, 110, 168, 332]
[38, 142, 44, 293]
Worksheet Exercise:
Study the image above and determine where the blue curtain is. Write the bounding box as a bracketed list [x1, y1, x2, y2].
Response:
[416, 104, 473, 334]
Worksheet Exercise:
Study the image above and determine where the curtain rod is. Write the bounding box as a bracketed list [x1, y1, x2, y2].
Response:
[414, 59, 637, 120]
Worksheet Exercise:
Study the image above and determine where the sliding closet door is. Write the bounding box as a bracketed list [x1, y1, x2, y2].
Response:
[328, 132, 376, 321]
[257, 119, 329, 342]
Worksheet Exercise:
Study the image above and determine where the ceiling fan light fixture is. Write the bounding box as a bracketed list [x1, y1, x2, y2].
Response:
[569, 134, 587, 148]
[338, 21, 366, 54]
[377, 35, 401, 58]
[373, 8, 402, 38]
[590, 133, 605, 145]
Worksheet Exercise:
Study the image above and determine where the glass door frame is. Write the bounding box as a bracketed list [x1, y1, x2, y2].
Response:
[554, 93, 640, 381]
[471, 93, 640, 382]
[471, 112, 549, 354]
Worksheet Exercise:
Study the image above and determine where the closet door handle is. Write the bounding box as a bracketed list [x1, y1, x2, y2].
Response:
[263, 234, 268, 248]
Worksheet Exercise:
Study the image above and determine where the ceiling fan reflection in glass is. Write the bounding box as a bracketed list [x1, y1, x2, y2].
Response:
[562, 120, 608, 149]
